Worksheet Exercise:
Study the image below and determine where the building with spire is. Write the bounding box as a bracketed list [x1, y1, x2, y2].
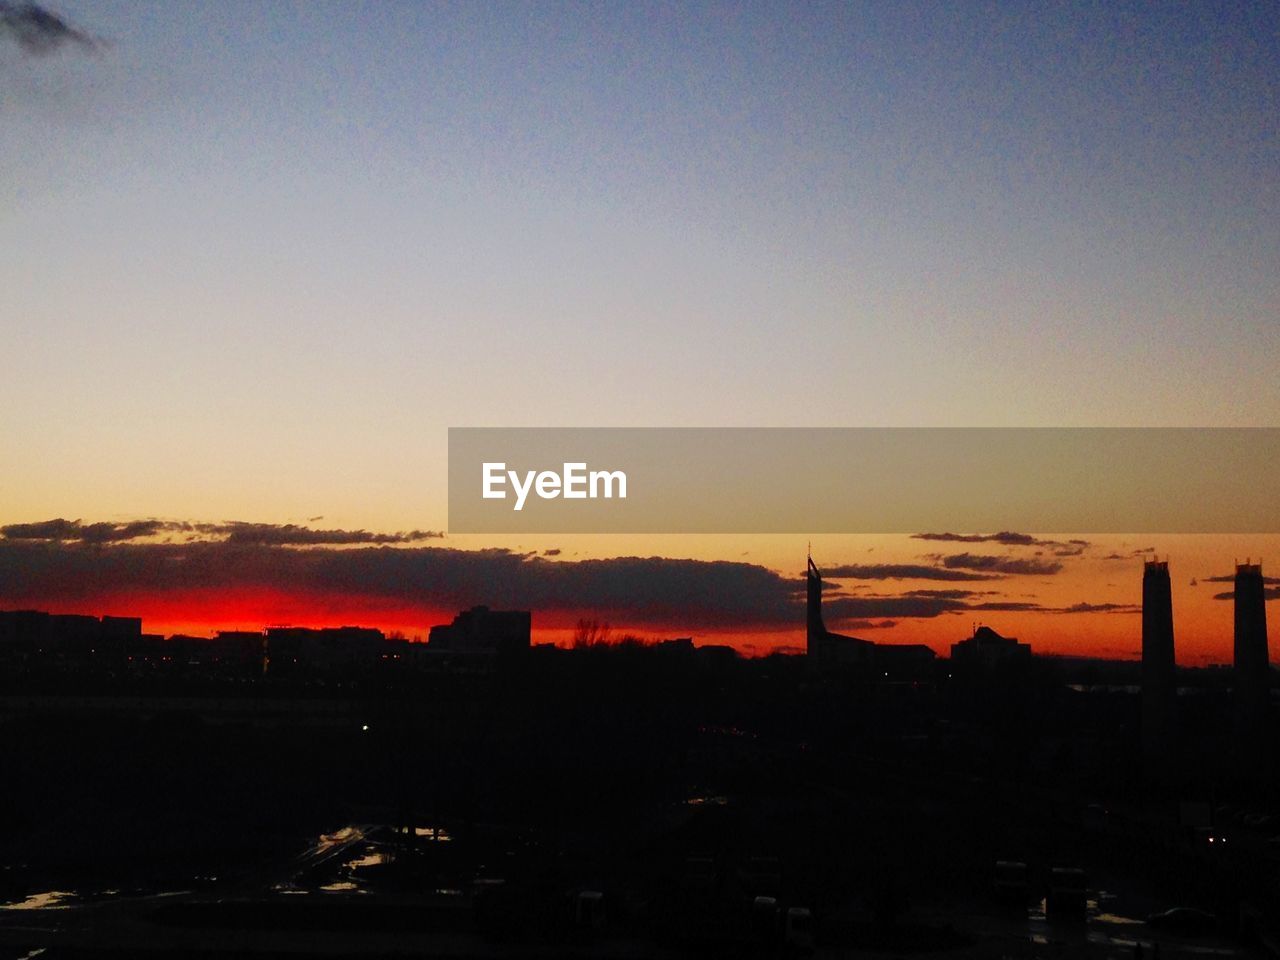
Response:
[806, 554, 874, 666]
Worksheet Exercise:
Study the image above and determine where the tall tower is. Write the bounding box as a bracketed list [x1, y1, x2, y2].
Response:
[1141, 560, 1176, 766]
[807, 553, 826, 656]
[1233, 562, 1270, 757]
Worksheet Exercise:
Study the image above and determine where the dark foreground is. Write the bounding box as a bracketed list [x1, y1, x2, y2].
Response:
[1, 644, 1278, 957]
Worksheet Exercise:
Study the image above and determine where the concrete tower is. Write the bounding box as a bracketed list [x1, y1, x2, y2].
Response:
[1141, 559, 1176, 765]
[1233, 562, 1270, 754]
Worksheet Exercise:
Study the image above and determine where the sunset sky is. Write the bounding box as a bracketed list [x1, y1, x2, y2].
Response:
[2, 3, 1277, 663]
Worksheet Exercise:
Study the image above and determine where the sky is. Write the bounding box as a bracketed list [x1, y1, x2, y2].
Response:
[2, 2, 1278, 661]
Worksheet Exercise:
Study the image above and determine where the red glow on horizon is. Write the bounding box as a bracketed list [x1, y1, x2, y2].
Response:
[0, 586, 1253, 664]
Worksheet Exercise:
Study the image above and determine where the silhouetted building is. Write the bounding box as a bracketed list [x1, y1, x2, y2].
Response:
[696, 643, 739, 665]
[1141, 559, 1176, 766]
[806, 556, 873, 666]
[428, 606, 530, 657]
[950, 625, 1030, 664]
[212, 630, 268, 674]
[1233, 562, 1271, 758]
[655, 637, 695, 656]
[100, 616, 142, 641]
[875, 643, 937, 676]
[0, 609, 143, 658]
[266, 625, 390, 671]
[47, 614, 99, 653]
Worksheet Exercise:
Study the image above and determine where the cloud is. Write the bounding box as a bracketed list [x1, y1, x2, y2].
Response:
[817, 563, 997, 582]
[542, 548, 562, 557]
[902, 588, 997, 600]
[822, 594, 970, 619]
[1052, 602, 1141, 614]
[1203, 573, 1280, 584]
[914, 531, 1041, 545]
[0, 539, 804, 626]
[1102, 547, 1157, 560]
[0, 518, 444, 546]
[0, 535, 1040, 630]
[1050, 544, 1087, 557]
[1212, 587, 1280, 602]
[0, 2, 98, 55]
[939, 553, 1063, 576]
[0, 523, 1147, 632]
[1, 519, 167, 543]
[212, 522, 443, 546]
[913, 532, 1090, 556]
[1207, 569, 1280, 601]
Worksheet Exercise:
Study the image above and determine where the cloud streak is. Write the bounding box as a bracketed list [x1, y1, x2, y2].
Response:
[939, 553, 1063, 576]
[1212, 587, 1280, 602]
[913, 532, 1089, 556]
[0, 518, 444, 546]
[817, 563, 998, 582]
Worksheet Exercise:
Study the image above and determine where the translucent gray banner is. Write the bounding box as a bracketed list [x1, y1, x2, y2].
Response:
[448, 428, 1280, 533]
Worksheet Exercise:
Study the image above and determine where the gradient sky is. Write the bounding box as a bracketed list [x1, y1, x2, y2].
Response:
[2, 2, 1278, 660]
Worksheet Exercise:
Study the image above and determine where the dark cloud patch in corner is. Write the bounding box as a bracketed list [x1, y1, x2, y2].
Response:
[0, 2, 99, 55]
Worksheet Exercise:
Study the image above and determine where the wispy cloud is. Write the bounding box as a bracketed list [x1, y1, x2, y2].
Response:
[0, 518, 166, 543]
[938, 553, 1063, 576]
[211, 522, 443, 546]
[1102, 548, 1156, 560]
[818, 563, 998, 582]
[1212, 587, 1280, 601]
[1052, 602, 1141, 614]
[913, 532, 1089, 557]
[0, 518, 444, 546]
